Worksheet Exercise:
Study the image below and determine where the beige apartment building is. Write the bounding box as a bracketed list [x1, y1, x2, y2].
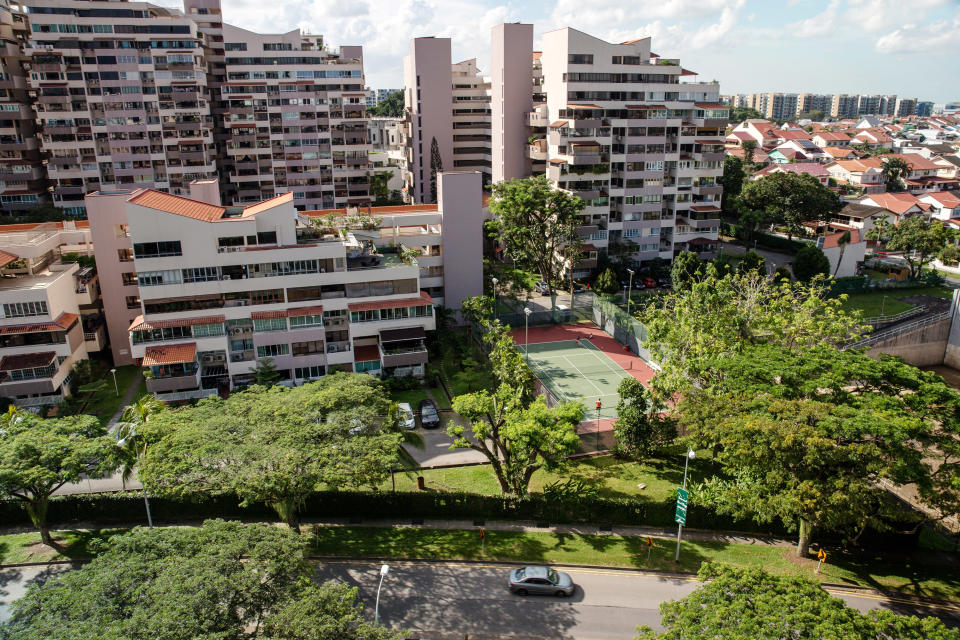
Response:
[0, 220, 105, 406]
[490, 26, 726, 275]
[86, 173, 482, 398]
[22, 0, 217, 215]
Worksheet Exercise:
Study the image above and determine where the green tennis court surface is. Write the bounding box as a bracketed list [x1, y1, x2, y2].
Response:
[519, 339, 633, 418]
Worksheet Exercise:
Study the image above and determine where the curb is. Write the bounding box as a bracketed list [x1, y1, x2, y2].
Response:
[0, 559, 86, 569]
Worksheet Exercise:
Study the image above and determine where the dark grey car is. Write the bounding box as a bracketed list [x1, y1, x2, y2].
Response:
[507, 565, 575, 597]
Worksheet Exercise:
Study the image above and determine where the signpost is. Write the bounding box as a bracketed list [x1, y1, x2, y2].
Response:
[675, 488, 689, 526]
[646, 536, 653, 562]
[816, 548, 827, 574]
[480, 528, 485, 555]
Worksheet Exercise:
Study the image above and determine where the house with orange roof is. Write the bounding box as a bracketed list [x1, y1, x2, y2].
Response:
[821, 147, 860, 161]
[858, 192, 928, 221]
[812, 131, 852, 148]
[728, 119, 779, 147]
[84, 175, 484, 396]
[771, 139, 826, 163]
[754, 162, 829, 185]
[850, 129, 895, 149]
[919, 191, 960, 221]
[825, 158, 886, 194]
[881, 153, 956, 193]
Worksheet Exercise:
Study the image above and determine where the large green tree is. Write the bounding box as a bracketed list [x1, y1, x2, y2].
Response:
[4, 520, 404, 640]
[729, 106, 763, 124]
[669, 250, 705, 291]
[636, 563, 960, 640]
[0, 409, 119, 545]
[137, 375, 402, 529]
[613, 377, 675, 460]
[791, 243, 831, 282]
[886, 215, 955, 278]
[487, 174, 585, 297]
[447, 300, 584, 495]
[642, 272, 864, 399]
[367, 90, 403, 117]
[882, 156, 911, 192]
[740, 172, 842, 240]
[681, 343, 960, 556]
[719, 155, 747, 217]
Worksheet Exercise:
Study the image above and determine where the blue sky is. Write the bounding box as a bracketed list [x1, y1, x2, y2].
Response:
[169, 0, 960, 102]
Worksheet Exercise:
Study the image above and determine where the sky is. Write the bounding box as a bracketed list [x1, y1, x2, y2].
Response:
[160, 0, 960, 103]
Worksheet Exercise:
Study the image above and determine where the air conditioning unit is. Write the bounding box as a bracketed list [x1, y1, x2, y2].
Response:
[231, 327, 244, 336]
[201, 354, 215, 364]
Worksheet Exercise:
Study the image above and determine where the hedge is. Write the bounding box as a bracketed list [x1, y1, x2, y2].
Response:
[721, 223, 806, 255]
[0, 489, 921, 549]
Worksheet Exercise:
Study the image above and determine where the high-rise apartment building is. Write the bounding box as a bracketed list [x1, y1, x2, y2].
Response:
[85, 172, 482, 388]
[450, 58, 490, 184]
[0, 0, 47, 212]
[491, 23, 533, 184]
[831, 94, 860, 119]
[401, 37, 452, 203]
[797, 93, 832, 116]
[895, 97, 918, 117]
[219, 24, 370, 210]
[879, 94, 897, 116]
[857, 94, 881, 116]
[491, 27, 726, 274]
[917, 101, 934, 117]
[22, 0, 217, 216]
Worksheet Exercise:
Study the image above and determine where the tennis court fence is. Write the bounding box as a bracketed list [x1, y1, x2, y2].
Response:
[591, 295, 659, 370]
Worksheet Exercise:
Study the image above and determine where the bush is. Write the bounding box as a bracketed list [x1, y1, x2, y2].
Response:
[381, 376, 421, 392]
[721, 223, 805, 254]
[792, 244, 830, 282]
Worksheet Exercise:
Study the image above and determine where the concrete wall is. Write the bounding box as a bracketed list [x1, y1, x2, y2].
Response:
[868, 316, 953, 367]
[438, 171, 483, 313]
[491, 23, 533, 184]
[404, 38, 453, 203]
[822, 241, 866, 278]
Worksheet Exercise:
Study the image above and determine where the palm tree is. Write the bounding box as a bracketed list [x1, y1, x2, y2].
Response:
[115, 394, 165, 527]
[832, 230, 852, 277]
[866, 218, 893, 250]
[0, 403, 28, 438]
[882, 157, 910, 193]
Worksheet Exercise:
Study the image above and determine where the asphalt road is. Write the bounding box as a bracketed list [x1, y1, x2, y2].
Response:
[314, 560, 960, 640]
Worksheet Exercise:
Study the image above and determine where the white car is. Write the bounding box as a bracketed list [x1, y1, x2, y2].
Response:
[398, 403, 416, 430]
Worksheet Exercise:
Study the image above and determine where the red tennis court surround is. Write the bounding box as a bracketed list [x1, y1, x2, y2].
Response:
[509, 322, 658, 434]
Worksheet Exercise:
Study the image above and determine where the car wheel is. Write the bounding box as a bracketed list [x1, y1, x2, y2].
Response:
[516, 589, 527, 596]
[556, 590, 567, 597]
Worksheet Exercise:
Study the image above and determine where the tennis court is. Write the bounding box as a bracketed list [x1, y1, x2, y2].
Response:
[519, 338, 635, 418]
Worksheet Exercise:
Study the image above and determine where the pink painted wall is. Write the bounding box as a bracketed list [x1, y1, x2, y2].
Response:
[404, 37, 453, 203]
[189, 178, 222, 206]
[491, 23, 533, 184]
[438, 171, 483, 313]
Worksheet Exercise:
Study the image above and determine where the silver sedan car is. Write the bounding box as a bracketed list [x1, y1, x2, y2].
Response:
[507, 565, 575, 597]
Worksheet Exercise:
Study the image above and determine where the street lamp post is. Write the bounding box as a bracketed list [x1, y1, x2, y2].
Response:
[626, 268, 635, 316]
[374, 563, 390, 625]
[116, 430, 153, 529]
[881, 295, 888, 317]
[674, 449, 695, 562]
[110, 368, 118, 397]
[595, 400, 602, 452]
[491, 277, 498, 321]
[523, 307, 532, 361]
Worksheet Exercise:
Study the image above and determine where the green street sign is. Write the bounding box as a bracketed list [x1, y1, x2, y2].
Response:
[675, 487, 689, 526]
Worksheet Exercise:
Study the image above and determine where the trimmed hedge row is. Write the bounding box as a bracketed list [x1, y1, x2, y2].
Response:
[721, 223, 806, 255]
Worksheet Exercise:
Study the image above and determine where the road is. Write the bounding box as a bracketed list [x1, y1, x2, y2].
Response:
[314, 560, 960, 640]
[0, 564, 78, 623]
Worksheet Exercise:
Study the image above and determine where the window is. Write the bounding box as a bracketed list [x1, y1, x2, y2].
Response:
[294, 365, 324, 380]
[568, 54, 594, 64]
[182, 266, 219, 283]
[125, 295, 141, 309]
[289, 314, 323, 329]
[350, 309, 380, 323]
[253, 317, 287, 332]
[354, 360, 380, 373]
[2, 300, 48, 318]
[225, 43, 247, 51]
[137, 270, 181, 287]
[292, 340, 323, 356]
[192, 323, 224, 337]
[256, 231, 277, 244]
[257, 343, 289, 358]
[133, 240, 182, 258]
[624, 228, 640, 238]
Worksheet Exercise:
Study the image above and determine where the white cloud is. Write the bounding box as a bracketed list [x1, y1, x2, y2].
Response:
[602, 0, 745, 54]
[788, 0, 841, 37]
[845, 0, 951, 32]
[873, 6, 960, 53]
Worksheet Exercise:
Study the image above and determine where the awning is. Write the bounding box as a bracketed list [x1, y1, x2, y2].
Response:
[0, 250, 19, 268]
[129, 314, 225, 332]
[251, 310, 287, 320]
[626, 104, 666, 109]
[565, 104, 602, 110]
[694, 103, 728, 109]
[0, 312, 78, 335]
[0, 351, 55, 371]
[549, 121, 568, 128]
[695, 139, 724, 144]
[348, 291, 434, 312]
[688, 238, 716, 246]
[354, 344, 380, 362]
[287, 305, 324, 317]
[690, 205, 721, 212]
[380, 327, 427, 343]
[143, 343, 197, 367]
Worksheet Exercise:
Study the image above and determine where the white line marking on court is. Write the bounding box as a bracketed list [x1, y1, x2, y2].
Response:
[561, 354, 608, 396]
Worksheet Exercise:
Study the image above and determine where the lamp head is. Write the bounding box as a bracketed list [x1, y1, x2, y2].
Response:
[491, 277, 498, 285]
[380, 564, 390, 576]
[524, 307, 532, 316]
[687, 449, 696, 460]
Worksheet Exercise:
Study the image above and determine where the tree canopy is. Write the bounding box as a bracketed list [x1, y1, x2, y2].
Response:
[882, 156, 910, 192]
[3, 520, 405, 640]
[613, 377, 675, 460]
[487, 175, 585, 297]
[0, 408, 119, 545]
[367, 90, 403, 117]
[792, 243, 831, 282]
[886, 216, 955, 279]
[740, 172, 842, 240]
[137, 375, 402, 528]
[448, 297, 585, 495]
[636, 563, 960, 640]
[729, 106, 763, 124]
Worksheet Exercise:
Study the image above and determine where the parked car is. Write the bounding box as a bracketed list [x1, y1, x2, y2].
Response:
[418, 399, 441, 429]
[621, 279, 644, 290]
[535, 280, 550, 294]
[508, 566, 575, 597]
[642, 277, 657, 288]
[397, 402, 416, 430]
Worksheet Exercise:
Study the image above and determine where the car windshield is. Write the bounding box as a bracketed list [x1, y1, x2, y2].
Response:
[516, 568, 525, 579]
[547, 568, 559, 583]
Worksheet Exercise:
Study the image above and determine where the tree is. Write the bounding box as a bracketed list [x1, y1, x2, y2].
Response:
[613, 378, 675, 460]
[593, 267, 618, 294]
[797, 109, 825, 121]
[773, 264, 792, 282]
[446, 309, 584, 496]
[719, 155, 746, 217]
[740, 171, 842, 240]
[252, 356, 281, 386]
[682, 343, 958, 556]
[115, 393, 165, 522]
[429, 136, 443, 203]
[367, 89, 404, 117]
[371, 170, 403, 206]
[487, 174, 585, 298]
[791, 243, 830, 282]
[832, 229, 852, 276]
[886, 215, 954, 278]
[729, 106, 763, 124]
[0, 412, 119, 545]
[3, 520, 405, 640]
[740, 139, 757, 167]
[737, 250, 765, 275]
[642, 272, 864, 399]
[137, 375, 402, 529]
[882, 156, 911, 192]
[865, 217, 893, 249]
[636, 563, 960, 640]
[670, 251, 704, 291]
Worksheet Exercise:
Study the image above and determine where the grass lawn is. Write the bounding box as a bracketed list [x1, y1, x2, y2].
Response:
[93, 365, 144, 426]
[306, 526, 960, 599]
[390, 387, 453, 411]
[0, 529, 124, 565]
[376, 454, 711, 503]
[838, 286, 953, 317]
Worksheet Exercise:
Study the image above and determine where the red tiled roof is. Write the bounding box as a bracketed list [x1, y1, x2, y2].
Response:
[924, 191, 960, 207]
[251, 310, 288, 320]
[815, 132, 851, 141]
[822, 229, 861, 249]
[0, 351, 56, 371]
[880, 153, 941, 171]
[773, 130, 811, 140]
[129, 314, 225, 331]
[354, 344, 380, 362]
[287, 305, 324, 317]
[142, 342, 197, 366]
[549, 120, 568, 128]
[862, 192, 921, 214]
[0, 312, 79, 336]
[758, 162, 828, 177]
[128, 190, 226, 221]
[241, 192, 294, 216]
[729, 132, 753, 141]
[348, 291, 435, 312]
[690, 205, 721, 212]
[0, 250, 18, 268]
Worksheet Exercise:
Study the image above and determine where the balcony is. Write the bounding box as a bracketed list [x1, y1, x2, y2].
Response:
[378, 327, 428, 368]
[528, 140, 547, 160]
[146, 368, 200, 394]
[526, 111, 548, 127]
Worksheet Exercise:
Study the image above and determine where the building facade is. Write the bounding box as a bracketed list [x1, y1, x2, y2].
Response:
[831, 94, 860, 119]
[85, 173, 483, 395]
[450, 58, 491, 184]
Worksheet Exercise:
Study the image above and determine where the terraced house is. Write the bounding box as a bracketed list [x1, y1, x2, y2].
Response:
[85, 173, 481, 400]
